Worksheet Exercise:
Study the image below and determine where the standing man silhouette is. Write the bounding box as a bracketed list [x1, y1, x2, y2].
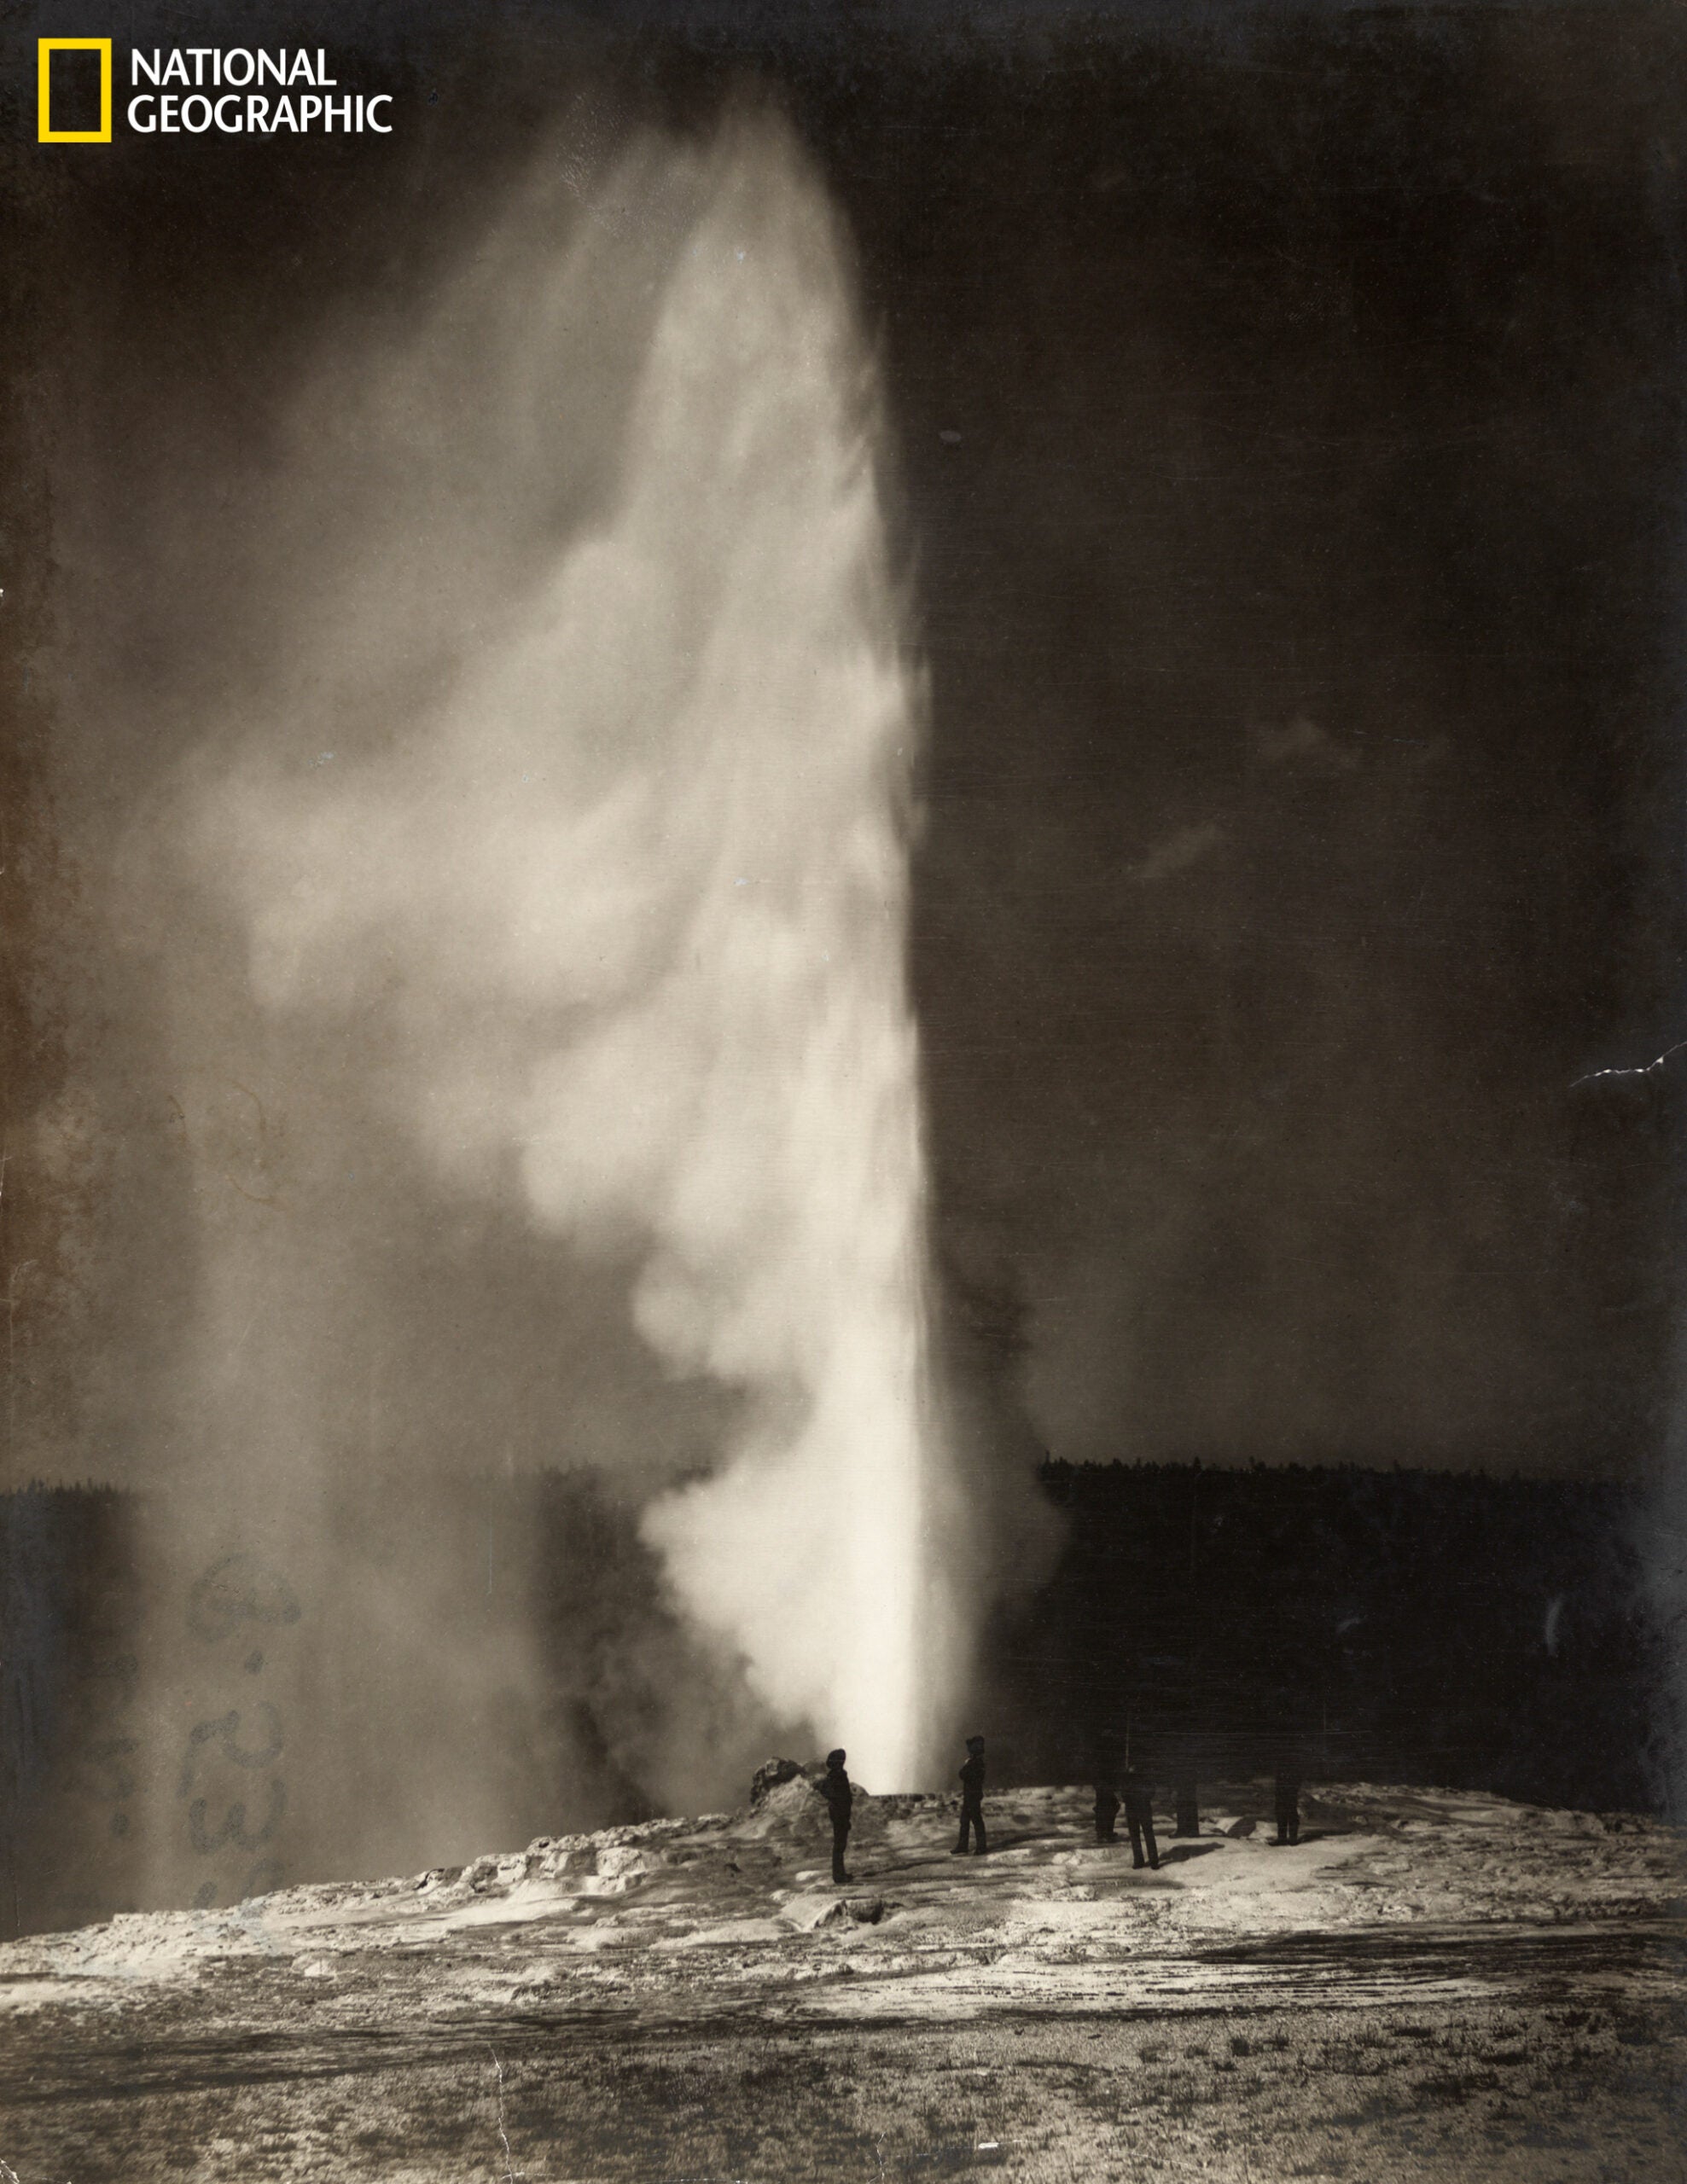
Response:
[1122, 1766, 1161, 1870]
[954, 1735, 988, 1856]
[1272, 1737, 1302, 1846]
[817, 1748, 853, 1883]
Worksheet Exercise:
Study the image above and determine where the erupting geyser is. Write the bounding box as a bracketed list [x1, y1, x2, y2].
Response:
[176, 110, 967, 1820]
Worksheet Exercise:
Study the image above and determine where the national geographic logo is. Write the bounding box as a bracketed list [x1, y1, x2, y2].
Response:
[38, 41, 393, 142]
[38, 39, 111, 142]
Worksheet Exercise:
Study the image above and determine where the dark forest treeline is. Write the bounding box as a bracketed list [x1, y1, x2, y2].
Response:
[0, 1464, 1668, 1936]
[0, 1471, 708, 1937]
[988, 1461, 1662, 1817]
[2, 1484, 139, 1941]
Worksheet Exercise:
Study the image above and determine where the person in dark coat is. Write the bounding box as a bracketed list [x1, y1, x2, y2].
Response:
[1093, 1780, 1120, 1844]
[953, 1735, 988, 1856]
[817, 1748, 852, 1883]
[1272, 1741, 1302, 1846]
[1122, 1768, 1160, 1870]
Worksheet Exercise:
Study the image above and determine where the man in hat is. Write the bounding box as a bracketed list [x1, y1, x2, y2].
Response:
[816, 1748, 853, 1884]
[953, 1735, 988, 1856]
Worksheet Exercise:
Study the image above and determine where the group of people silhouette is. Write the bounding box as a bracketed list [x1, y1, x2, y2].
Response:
[816, 1740, 1302, 1885]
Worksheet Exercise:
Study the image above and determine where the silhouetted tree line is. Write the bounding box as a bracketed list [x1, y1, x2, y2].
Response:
[0, 1461, 1667, 1937]
[2, 1484, 139, 1940]
[0, 1472, 704, 1937]
[987, 1461, 1664, 1815]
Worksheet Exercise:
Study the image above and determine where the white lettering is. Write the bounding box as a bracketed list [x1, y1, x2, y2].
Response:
[122, 47, 381, 138]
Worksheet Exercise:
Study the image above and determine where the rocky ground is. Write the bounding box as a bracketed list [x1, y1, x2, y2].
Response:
[2, 1778, 1684, 2181]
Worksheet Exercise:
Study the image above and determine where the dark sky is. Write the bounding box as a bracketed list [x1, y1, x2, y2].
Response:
[792, 9, 1687, 1476]
[6, 1, 1684, 1484]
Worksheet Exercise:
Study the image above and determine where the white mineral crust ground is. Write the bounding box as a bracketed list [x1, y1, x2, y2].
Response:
[3, 1780, 1684, 2181]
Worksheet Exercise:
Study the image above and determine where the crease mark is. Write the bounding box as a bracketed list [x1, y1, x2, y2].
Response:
[1571, 1039, 1687, 1089]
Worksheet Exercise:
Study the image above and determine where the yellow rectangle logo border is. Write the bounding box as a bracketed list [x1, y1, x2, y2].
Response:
[38, 38, 113, 143]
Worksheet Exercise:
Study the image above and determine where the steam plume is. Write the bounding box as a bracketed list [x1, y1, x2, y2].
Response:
[187, 113, 966, 1794]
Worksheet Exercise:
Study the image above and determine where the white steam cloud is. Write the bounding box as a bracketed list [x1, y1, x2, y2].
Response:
[189, 114, 967, 1791]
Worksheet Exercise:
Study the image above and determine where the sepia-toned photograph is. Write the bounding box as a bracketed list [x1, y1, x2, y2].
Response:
[3, 2, 1685, 2176]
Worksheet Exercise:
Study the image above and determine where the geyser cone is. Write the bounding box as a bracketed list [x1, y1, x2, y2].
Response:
[166, 104, 968, 1854]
